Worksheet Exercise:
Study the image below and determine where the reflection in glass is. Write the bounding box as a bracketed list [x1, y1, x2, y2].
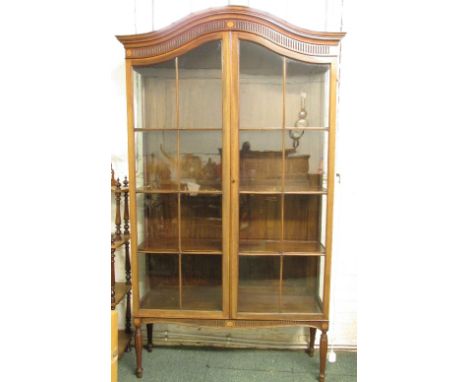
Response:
[239, 131, 282, 192]
[140, 254, 179, 309]
[133, 60, 176, 129]
[179, 41, 222, 129]
[285, 60, 329, 128]
[182, 255, 222, 310]
[181, 195, 222, 252]
[239, 194, 281, 253]
[283, 131, 328, 192]
[238, 256, 280, 313]
[180, 131, 222, 191]
[137, 193, 178, 251]
[239, 41, 283, 128]
[135, 131, 178, 190]
[281, 256, 323, 313]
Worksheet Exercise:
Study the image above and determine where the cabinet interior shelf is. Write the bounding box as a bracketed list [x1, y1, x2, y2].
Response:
[136, 188, 222, 195]
[134, 127, 328, 131]
[138, 238, 222, 255]
[138, 239, 324, 256]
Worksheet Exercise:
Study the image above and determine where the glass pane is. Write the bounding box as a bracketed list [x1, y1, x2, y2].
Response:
[179, 41, 222, 129]
[135, 131, 178, 190]
[182, 255, 222, 310]
[239, 195, 281, 253]
[139, 254, 179, 309]
[285, 60, 329, 128]
[137, 193, 178, 251]
[284, 195, 326, 253]
[239, 41, 283, 129]
[239, 131, 282, 192]
[281, 256, 323, 313]
[238, 256, 280, 313]
[133, 60, 176, 129]
[180, 131, 222, 191]
[284, 130, 328, 192]
[181, 195, 222, 252]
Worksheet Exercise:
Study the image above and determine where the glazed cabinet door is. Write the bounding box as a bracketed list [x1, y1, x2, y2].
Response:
[131, 38, 230, 318]
[232, 38, 332, 319]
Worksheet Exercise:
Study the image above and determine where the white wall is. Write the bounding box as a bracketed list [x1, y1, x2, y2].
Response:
[111, 0, 356, 348]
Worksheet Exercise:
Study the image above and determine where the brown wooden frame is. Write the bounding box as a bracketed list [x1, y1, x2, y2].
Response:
[117, 6, 344, 381]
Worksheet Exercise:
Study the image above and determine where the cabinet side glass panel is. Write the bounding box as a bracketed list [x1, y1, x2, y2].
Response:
[133, 60, 176, 129]
[182, 255, 222, 310]
[239, 41, 283, 129]
[179, 131, 222, 191]
[135, 131, 178, 191]
[238, 256, 280, 313]
[284, 194, 326, 253]
[136, 193, 178, 252]
[283, 131, 328, 192]
[239, 131, 282, 192]
[179, 40, 222, 129]
[181, 194, 222, 252]
[281, 256, 323, 313]
[139, 253, 180, 309]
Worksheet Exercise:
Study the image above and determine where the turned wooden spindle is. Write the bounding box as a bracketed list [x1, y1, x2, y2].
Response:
[111, 164, 116, 187]
[308, 327, 317, 356]
[111, 248, 116, 308]
[123, 177, 130, 237]
[114, 178, 122, 241]
[146, 324, 154, 352]
[125, 241, 132, 336]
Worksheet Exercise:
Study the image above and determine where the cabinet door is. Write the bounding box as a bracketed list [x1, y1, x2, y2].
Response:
[132, 39, 229, 317]
[233, 38, 331, 318]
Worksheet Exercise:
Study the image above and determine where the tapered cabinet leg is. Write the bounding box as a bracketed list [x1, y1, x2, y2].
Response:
[308, 327, 317, 357]
[135, 320, 143, 378]
[319, 330, 328, 382]
[146, 323, 154, 352]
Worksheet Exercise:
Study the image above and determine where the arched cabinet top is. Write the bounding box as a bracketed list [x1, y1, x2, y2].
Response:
[116, 6, 345, 59]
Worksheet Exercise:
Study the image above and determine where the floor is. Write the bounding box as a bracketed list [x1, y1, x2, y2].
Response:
[118, 347, 357, 382]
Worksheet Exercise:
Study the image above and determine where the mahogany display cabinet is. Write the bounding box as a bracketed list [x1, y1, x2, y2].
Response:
[117, 6, 345, 381]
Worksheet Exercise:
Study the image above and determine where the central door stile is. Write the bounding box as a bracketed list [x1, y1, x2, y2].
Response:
[222, 31, 233, 319]
[229, 32, 240, 319]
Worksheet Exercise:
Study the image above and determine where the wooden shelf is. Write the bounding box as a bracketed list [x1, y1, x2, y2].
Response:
[239, 187, 327, 194]
[239, 126, 328, 131]
[112, 282, 131, 309]
[136, 188, 222, 195]
[111, 235, 129, 250]
[138, 238, 222, 254]
[111, 186, 129, 193]
[239, 240, 325, 255]
[118, 330, 132, 358]
[135, 127, 222, 131]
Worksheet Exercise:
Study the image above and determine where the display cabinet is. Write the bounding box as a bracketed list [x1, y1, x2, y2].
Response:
[117, 6, 344, 381]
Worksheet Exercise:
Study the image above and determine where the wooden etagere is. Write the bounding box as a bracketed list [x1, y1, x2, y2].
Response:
[116, 6, 344, 382]
[111, 167, 133, 358]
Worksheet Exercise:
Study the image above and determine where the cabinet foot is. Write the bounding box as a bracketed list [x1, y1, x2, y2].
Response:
[146, 323, 153, 352]
[319, 329, 328, 382]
